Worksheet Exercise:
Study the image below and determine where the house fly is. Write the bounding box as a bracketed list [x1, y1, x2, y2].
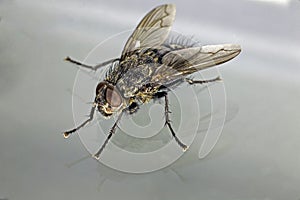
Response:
[63, 4, 241, 159]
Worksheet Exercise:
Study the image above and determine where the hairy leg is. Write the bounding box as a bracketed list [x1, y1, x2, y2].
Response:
[63, 101, 97, 138]
[185, 76, 221, 85]
[65, 56, 119, 71]
[93, 111, 124, 159]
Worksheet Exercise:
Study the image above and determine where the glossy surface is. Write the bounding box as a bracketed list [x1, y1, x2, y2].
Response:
[0, 0, 300, 199]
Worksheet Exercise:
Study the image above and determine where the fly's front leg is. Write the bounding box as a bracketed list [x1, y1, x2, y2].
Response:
[185, 76, 221, 85]
[63, 100, 97, 138]
[64, 56, 119, 71]
[164, 94, 188, 151]
[93, 111, 124, 159]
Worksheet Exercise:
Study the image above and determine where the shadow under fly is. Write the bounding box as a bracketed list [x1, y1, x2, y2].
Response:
[63, 4, 241, 159]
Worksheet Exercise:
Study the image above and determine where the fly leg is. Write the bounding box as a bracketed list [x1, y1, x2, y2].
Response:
[63, 101, 97, 138]
[164, 94, 188, 151]
[64, 56, 119, 71]
[93, 111, 124, 159]
[185, 76, 221, 85]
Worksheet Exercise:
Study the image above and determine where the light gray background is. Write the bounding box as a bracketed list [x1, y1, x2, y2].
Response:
[0, 0, 300, 199]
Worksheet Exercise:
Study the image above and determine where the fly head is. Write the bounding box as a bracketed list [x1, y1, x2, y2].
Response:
[95, 82, 123, 117]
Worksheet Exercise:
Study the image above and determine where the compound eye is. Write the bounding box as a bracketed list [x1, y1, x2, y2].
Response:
[106, 87, 122, 107]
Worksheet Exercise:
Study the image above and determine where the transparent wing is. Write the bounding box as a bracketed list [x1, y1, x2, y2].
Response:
[121, 4, 176, 59]
[151, 44, 241, 84]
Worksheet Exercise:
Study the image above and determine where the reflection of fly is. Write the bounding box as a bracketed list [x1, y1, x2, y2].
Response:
[63, 4, 241, 159]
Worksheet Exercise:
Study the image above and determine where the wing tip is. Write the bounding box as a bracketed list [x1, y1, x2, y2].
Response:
[155, 4, 176, 12]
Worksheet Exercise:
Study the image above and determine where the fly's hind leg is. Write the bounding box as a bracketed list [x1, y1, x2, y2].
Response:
[64, 56, 119, 71]
[162, 93, 188, 151]
[185, 76, 221, 85]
